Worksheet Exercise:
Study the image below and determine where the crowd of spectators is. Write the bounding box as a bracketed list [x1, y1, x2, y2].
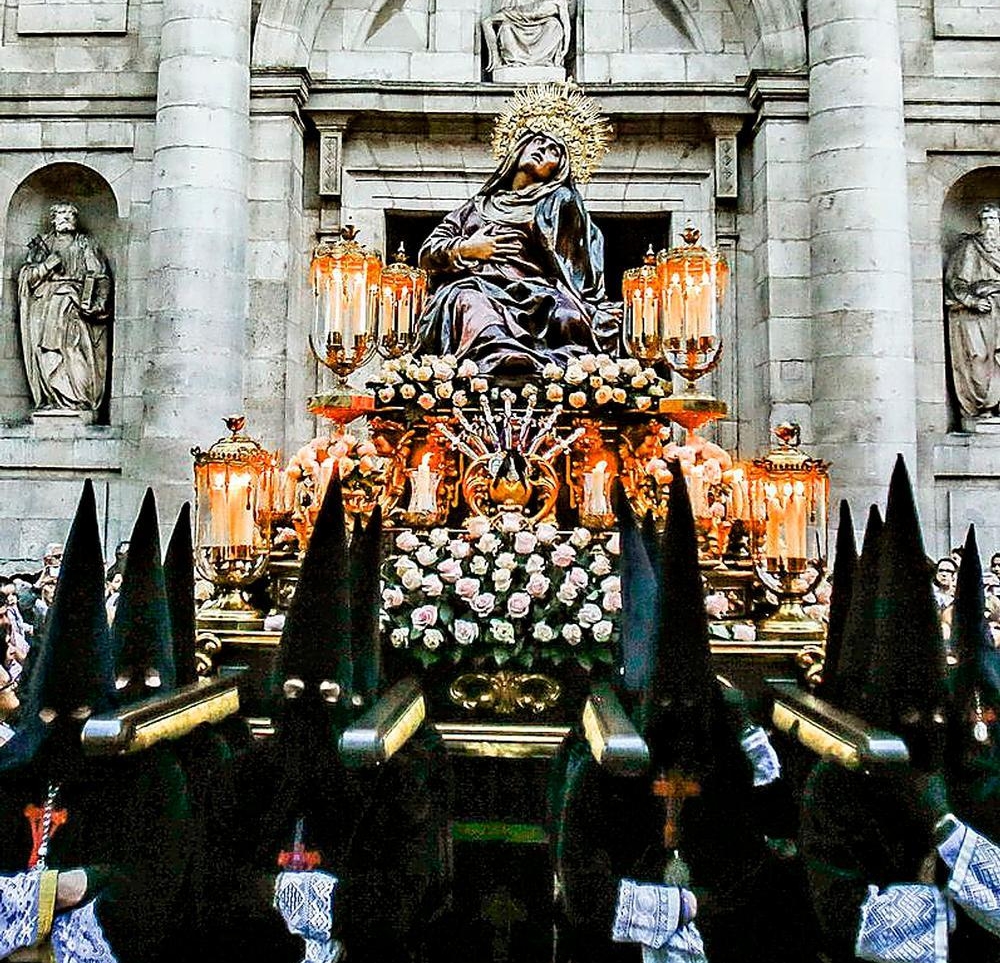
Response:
[934, 546, 1000, 649]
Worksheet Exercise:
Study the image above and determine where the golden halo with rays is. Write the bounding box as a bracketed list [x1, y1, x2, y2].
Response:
[490, 81, 613, 184]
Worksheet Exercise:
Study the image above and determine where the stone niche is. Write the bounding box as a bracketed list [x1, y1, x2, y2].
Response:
[2, 163, 121, 427]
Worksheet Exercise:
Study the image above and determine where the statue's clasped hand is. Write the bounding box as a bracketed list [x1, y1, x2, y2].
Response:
[459, 227, 521, 263]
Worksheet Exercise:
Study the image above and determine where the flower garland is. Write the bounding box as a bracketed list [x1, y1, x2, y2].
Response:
[380, 515, 622, 670]
[364, 353, 670, 415]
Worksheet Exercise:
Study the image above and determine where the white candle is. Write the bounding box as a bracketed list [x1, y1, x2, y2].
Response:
[408, 453, 437, 513]
[729, 469, 746, 521]
[585, 460, 609, 516]
[764, 484, 784, 561]
[784, 481, 808, 560]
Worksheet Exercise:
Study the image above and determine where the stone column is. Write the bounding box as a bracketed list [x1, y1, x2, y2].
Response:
[137, 0, 251, 517]
[808, 0, 916, 517]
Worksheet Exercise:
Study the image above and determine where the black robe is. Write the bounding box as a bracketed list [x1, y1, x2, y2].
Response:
[553, 716, 817, 963]
[0, 744, 191, 963]
[801, 759, 1000, 963]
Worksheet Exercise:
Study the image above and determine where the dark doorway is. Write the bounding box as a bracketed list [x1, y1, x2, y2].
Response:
[383, 211, 672, 303]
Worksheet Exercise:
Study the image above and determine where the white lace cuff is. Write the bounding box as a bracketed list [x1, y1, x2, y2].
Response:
[612, 879, 681, 949]
[942, 821, 1000, 937]
[274, 871, 337, 943]
[0, 872, 40, 956]
[51, 901, 117, 963]
[740, 726, 781, 787]
[855, 884, 948, 963]
[639, 922, 708, 963]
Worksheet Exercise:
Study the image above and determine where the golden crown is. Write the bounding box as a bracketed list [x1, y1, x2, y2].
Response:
[491, 81, 613, 184]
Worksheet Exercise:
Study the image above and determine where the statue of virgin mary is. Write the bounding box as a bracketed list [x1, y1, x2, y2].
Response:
[414, 84, 622, 375]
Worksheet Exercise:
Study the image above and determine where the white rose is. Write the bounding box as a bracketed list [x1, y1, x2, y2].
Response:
[542, 362, 562, 381]
[578, 603, 602, 627]
[421, 574, 444, 597]
[411, 604, 438, 630]
[466, 516, 491, 538]
[649, 383, 665, 397]
[395, 531, 420, 552]
[400, 383, 417, 399]
[394, 556, 418, 577]
[470, 593, 496, 617]
[401, 568, 423, 591]
[557, 580, 580, 604]
[470, 555, 489, 576]
[602, 591, 622, 613]
[454, 619, 480, 645]
[551, 543, 576, 568]
[432, 362, 452, 381]
[470, 377, 488, 393]
[477, 533, 501, 554]
[429, 528, 449, 548]
[525, 553, 546, 574]
[490, 619, 515, 644]
[589, 554, 613, 577]
[450, 539, 472, 559]
[378, 387, 396, 403]
[598, 362, 621, 382]
[417, 393, 436, 410]
[382, 586, 404, 609]
[631, 374, 649, 390]
[452, 390, 469, 408]
[593, 620, 614, 642]
[415, 365, 433, 382]
[500, 512, 524, 533]
[435, 382, 454, 400]
[457, 359, 479, 378]
[507, 592, 531, 619]
[601, 575, 622, 595]
[594, 385, 613, 406]
[635, 396, 652, 411]
[455, 577, 481, 600]
[492, 569, 513, 592]
[612, 388, 627, 405]
[565, 363, 586, 385]
[620, 358, 641, 376]
[423, 628, 443, 650]
[570, 528, 592, 549]
[535, 522, 559, 545]
[415, 545, 438, 568]
[579, 355, 598, 374]
[526, 572, 551, 599]
[562, 624, 582, 646]
[704, 592, 730, 619]
[546, 384, 564, 403]
[567, 566, 589, 589]
[437, 559, 463, 584]
[514, 531, 538, 555]
[496, 552, 518, 571]
[533, 622, 555, 642]
[568, 391, 587, 409]
[390, 627, 409, 648]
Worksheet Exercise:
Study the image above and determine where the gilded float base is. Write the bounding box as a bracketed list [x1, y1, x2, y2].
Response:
[756, 600, 825, 641]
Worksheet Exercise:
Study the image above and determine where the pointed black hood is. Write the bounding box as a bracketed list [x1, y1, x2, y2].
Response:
[350, 506, 383, 712]
[949, 525, 1000, 766]
[1, 482, 116, 771]
[867, 456, 947, 769]
[827, 504, 882, 714]
[821, 501, 858, 697]
[163, 502, 198, 688]
[613, 482, 658, 698]
[111, 489, 176, 703]
[276, 474, 353, 723]
[645, 463, 718, 776]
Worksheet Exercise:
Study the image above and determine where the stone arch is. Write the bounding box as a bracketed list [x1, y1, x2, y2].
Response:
[626, 0, 703, 52]
[941, 166, 1000, 259]
[734, 0, 806, 71]
[1, 163, 121, 424]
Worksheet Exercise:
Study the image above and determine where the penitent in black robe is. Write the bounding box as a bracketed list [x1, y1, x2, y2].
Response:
[553, 711, 818, 963]
[0, 744, 191, 963]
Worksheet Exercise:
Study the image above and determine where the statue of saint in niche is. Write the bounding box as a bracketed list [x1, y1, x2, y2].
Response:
[482, 0, 571, 74]
[17, 202, 112, 413]
[945, 202, 1000, 419]
[414, 83, 621, 376]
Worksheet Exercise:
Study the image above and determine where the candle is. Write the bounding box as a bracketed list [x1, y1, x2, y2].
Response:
[764, 484, 784, 561]
[688, 463, 705, 517]
[318, 457, 333, 503]
[400, 286, 411, 337]
[584, 460, 609, 516]
[227, 471, 254, 547]
[728, 468, 746, 521]
[408, 453, 437, 514]
[784, 480, 808, 560]
[208, 472, 229, 547]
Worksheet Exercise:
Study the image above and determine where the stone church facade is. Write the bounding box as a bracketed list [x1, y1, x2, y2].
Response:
[0, 0, 998, 566]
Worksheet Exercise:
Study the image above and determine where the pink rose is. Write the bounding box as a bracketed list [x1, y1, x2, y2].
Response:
[382, 586, 404, 609]
[589, 554, 612, 577]
[401, 569, 423, 591]
[455, 577, 481, 600]
[421, 574, 444, 597]
[562, 624, 582, 646]
[500, 512, 524, 533]
[411, 604, 438, 630]
[466, 516, 491, 538]
[438, 559, 463, 583]
[551, 544, 576, 568]
[507, 592, 531, 619]
[602, 590, 622, 613]
[395, 531, 419, 552]
[415, 545, 438, 567]
[732, 623, 756, 642]
[526, 572, 550, 599]
[525, 554, 546, 574]
[535, 522, 559, 545]
[557, 581, 579, 604]
[470, 593, 496, 617]
[514, 531, 538, 555]
[704, 593, 729, 619]
[568, 567, 589, 589]
[449, 539, 471, 560]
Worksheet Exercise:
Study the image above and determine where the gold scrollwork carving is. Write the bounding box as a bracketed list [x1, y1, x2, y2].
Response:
[449, 670, 563, 716]
[195, 631, 223, 677]
[795, 643, 826, 689]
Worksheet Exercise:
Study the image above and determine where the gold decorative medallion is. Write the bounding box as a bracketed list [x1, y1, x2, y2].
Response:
[491, 81, 613, 183]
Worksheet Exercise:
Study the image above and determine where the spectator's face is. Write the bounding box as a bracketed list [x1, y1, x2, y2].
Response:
[41, 583, 55, 604]
[992, 554, 1000, 578]
[109, 573, 122, 594]
[935, 560, 957, 592]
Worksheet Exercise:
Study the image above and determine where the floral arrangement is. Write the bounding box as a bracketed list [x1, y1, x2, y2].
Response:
[380, 514, 622, 670]
[365, 352, 670, 415]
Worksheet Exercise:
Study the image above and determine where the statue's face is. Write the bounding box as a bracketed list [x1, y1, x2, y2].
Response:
[51, 206, 77, 234]
[516, 134, 564, 185]
[980, 209, 1000, 245]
